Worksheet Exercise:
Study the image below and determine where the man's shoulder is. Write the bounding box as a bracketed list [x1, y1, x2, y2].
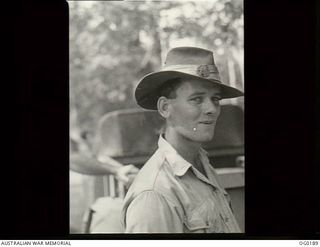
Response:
[123, 149, 185, 209]
[126, 150, 172, 194]
[121, 150, 171, 224]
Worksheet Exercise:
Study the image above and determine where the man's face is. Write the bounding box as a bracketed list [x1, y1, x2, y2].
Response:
[166, 78, 221, 143]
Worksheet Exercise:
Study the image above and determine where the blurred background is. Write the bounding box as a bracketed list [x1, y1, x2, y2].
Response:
[69, 0, 244, 233]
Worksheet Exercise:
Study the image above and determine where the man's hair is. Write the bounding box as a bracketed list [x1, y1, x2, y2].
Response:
[159, 78, 184, 99]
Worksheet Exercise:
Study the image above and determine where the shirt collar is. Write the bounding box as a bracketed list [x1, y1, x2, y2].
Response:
[158, 134, 207, 177]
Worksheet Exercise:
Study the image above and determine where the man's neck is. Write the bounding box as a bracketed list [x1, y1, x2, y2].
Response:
[164, 129, 201, 167]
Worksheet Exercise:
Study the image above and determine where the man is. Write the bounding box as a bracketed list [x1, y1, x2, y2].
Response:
[70, 128, 139, 187]
[70, 153, 138, 186]
[121, 47, 244, 233]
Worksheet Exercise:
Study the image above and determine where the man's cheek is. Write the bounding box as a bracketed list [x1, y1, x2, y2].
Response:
[172, 114, 189, 129]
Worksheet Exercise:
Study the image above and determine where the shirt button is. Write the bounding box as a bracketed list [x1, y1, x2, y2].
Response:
[224, 217, 229, 222]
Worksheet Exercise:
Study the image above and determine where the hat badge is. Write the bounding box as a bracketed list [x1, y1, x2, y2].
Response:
[196, 64, 211, 78]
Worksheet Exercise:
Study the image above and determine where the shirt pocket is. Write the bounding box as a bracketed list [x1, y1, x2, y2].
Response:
[183, 198, 226, 233]
[183, 212, 209, 233]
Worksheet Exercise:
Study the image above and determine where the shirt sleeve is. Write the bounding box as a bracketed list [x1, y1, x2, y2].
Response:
[125, 190, 183, 233]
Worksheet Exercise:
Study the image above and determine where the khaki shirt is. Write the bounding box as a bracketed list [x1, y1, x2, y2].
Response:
[121, 135, 241, 233]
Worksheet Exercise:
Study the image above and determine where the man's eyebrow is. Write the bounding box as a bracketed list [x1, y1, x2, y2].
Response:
[189, 92, 206, 97]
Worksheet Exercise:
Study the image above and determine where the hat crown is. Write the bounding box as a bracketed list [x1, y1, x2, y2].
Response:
[164, 47, 215, 66]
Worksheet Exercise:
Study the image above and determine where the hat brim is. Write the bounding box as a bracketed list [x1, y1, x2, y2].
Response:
[135, 70, 244, 110]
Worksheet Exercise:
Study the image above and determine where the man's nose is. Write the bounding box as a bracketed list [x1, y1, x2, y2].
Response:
[204, 98, 219, 114]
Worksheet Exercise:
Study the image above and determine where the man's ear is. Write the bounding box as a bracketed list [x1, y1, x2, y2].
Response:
[157, 96, 171, 119]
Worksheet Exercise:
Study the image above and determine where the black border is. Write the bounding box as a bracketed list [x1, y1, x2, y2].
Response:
[3, 1, 69, 237]
[244, 0, 318, 237]
[3, 0, 319, 239]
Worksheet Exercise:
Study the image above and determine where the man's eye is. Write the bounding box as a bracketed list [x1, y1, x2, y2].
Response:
[211, 97, 221, 102]
[190, 97, 203, 103]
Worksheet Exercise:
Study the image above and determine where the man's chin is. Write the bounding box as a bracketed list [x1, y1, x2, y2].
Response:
[195, 134, 214, 143]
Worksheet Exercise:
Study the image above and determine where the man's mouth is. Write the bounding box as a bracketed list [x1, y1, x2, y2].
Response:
[199, 121, 215, 125]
